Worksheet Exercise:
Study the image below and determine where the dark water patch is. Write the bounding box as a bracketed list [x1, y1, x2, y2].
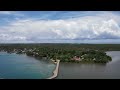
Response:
[56, 51, 120, 79]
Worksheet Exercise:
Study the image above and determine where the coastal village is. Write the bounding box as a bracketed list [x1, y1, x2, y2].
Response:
[0, 44, 112, 64]
[0, 45, 111, 79]
[3, 48, 85, 62]
[0, 44, 113, 79]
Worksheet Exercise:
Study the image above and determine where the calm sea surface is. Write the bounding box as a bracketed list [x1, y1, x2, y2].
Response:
[56, 51, 120, 79]
[0, 52, 55, 79]
[1, 51, 120, 79]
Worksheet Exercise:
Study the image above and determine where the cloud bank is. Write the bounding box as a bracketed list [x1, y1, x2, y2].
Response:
[0, 11, 120, 43]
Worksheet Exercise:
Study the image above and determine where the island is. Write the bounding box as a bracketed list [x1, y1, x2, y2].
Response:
[0, 44, 115, 79]
[0, 44, 112, 63]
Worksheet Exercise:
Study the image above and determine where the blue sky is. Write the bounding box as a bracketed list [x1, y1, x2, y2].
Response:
[0, 11, 120, 43]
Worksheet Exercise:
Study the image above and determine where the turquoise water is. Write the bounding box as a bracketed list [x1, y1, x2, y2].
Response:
[0, 52, 55, 79]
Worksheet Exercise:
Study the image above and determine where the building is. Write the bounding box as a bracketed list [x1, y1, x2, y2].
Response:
[72, 56, 81, 61]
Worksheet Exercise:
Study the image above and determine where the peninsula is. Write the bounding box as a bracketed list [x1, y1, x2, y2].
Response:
[0, 44, 112, 63]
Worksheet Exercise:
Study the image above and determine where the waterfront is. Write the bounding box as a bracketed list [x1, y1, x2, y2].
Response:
[56, 51, 120, 79]
[0, 52, 55, 79]
[1, 51, 120, 79]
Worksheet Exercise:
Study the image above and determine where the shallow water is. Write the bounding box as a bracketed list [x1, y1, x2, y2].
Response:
[0, 52, 55, 79]
[56, 51, 120, 79]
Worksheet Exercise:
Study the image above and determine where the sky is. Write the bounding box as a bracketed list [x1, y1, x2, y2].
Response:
[0, 11, 120, 43]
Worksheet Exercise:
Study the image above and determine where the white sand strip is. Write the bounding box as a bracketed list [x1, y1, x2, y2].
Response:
[47, 60, 60, 79]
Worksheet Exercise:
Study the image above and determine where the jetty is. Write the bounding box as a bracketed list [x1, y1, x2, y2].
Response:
[47, 59, 60, 79]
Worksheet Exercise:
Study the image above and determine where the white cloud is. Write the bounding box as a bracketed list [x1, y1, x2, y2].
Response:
[0, 11, 14, 15]
[0, 11, 24, 17]
[0, 12, 120, 43]
[0, 33, 26, 41]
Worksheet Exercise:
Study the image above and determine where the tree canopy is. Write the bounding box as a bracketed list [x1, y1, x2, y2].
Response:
[0, 43, 113, 63]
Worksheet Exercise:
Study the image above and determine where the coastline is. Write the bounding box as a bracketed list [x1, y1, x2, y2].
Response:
[47, 59, 60, 79]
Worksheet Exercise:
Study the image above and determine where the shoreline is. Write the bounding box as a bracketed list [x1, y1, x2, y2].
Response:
[47, 59, 60, 79]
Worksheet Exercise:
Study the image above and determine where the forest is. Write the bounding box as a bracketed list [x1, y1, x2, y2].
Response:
[0, 43, 116, 63]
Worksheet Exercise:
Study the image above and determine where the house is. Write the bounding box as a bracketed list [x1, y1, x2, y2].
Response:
[72, 56, 81, 61]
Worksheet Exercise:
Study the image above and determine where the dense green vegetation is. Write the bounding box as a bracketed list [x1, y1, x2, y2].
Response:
[0, 43, 115, 63]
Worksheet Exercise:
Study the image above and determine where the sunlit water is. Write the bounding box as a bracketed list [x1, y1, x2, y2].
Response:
[0, 52, 55, 79]
[56, 51, 120, 79]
